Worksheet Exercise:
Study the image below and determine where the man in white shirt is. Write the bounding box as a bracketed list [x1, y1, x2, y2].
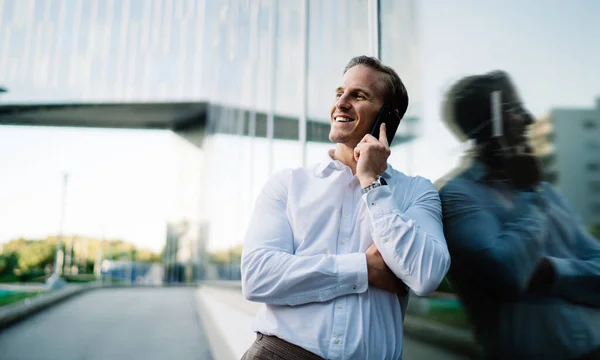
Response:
[241, 55, 450, 360]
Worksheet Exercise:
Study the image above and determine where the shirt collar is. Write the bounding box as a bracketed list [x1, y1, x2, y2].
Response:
[314, 149, 393, 179]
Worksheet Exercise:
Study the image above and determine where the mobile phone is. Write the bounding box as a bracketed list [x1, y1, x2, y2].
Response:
[370, 104, 401, 145]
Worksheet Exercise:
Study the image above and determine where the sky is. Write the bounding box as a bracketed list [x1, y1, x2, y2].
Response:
[0, 0, 599, 252]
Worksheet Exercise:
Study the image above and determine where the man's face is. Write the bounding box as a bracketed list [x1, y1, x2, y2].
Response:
[485, 81, 541, 189]
[329, 65, 385, 147]
[500, 83, 535, 153]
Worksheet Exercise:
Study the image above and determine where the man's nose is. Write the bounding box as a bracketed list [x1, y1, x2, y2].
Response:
[336, 94, 351, 110]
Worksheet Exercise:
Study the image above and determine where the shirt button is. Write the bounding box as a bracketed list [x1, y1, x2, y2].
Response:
[311, 296, 317, 300]
[343, 211, 349, 216]
[333, 338, 340, 344]
[340, 240, 345, 245]
[371, 202, 375, 206]
[381, 236, 389, 243]
[352, 285, 357, 290]
[337, 304, 343, 309]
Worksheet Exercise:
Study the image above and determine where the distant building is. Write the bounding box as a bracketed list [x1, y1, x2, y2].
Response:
[531, 98, 600, 228]
[163, 220, 208, 283]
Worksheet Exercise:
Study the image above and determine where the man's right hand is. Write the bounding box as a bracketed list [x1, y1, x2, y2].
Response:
[366, 244, 408, 296]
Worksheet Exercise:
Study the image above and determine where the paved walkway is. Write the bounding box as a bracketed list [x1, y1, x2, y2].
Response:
[0, 287, 213, 360]
[197, 285, 468, 360]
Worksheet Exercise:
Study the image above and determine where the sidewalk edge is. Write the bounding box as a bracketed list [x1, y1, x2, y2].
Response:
[195, 286, 238, 360]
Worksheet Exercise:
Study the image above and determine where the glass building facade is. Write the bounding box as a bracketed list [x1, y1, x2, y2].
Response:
[0, 0, 420, 280]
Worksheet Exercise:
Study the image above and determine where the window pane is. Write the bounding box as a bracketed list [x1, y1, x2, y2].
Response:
[306, 0, 370, 123]
[274, 1, 304, 117]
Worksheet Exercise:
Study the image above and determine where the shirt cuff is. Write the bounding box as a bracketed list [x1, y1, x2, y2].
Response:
[337, 253, 368, 294]
[362, 185, 397, 219]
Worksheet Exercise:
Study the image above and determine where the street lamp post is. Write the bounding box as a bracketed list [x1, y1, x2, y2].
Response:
[54, 173, 69, 276]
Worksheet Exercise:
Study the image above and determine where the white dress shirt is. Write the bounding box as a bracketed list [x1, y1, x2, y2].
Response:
[241, 151, 450, 360]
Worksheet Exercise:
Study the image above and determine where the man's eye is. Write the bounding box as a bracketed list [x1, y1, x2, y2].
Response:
[335, 93, 342, 98]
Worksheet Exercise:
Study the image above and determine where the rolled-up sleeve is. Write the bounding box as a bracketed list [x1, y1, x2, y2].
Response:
[363, 177, 450, 296]
[241, 170, 368, 306]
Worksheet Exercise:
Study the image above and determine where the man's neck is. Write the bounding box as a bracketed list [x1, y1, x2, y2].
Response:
[332, 144, 358, 175]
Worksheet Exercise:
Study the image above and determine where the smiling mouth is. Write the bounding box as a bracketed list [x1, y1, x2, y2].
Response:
[334, 116, 355, 123]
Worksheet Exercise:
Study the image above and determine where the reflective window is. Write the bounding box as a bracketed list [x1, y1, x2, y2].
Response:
[273, 1, 304, 117]
[274, 116, 299, 140]
[589, 181, 600, 192]
[0, 0, 204, 102]
[306, 0, 370, 123]
[380, 0, 421, 144]
[583, 119, 597, 129]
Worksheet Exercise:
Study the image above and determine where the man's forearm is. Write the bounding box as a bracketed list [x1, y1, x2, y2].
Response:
[546, 256, 600, 307]
[364, 185, 450, 296]
[241, 248, 368, 306]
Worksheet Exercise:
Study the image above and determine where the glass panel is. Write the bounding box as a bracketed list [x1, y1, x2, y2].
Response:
[273, 1, 304, 117]
[379, 0, 420, 119]
[378, 0, 421, 173]
[253, 0, 275, 112]
[0, 0, 205, 102]
[306, 0, 370, 123]
[273, 140, 302, 172]
[274, 116, 299, 140]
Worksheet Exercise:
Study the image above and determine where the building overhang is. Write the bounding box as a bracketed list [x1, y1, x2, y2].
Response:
[0, 101, 208, 131]
[0, 101, 417, 145]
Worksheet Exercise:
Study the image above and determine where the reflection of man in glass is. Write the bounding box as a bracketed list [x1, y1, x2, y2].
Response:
[241, 56, 450, 360]
[438, 71, 600, 360]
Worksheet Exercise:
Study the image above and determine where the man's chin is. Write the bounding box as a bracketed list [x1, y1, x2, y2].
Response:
[329, 131, 349, 144]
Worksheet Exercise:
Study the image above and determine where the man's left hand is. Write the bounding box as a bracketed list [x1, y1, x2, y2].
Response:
[366, 244, 408, 297]
[354, 123, 391, 188]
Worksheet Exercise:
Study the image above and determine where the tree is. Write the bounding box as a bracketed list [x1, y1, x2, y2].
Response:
[0, 235, 161, 279]
[0, 252, 19, 275]
[209, 244, 243, 265]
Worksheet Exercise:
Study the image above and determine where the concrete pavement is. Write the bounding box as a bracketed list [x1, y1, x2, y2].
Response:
[0, 287, 213, 360]
[0, 285, 470, 360]
[196, 285, 469, 360]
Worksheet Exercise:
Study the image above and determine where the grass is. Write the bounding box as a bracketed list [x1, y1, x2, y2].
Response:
[0, 291, 48, 307]
[63, 274, 97, 283]
[416, 306, 471, 329]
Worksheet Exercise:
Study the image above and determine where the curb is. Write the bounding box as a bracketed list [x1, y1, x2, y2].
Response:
[0, 283, 102, 331]
[195, 286, 238, 360]
[0, 282, 207, 332]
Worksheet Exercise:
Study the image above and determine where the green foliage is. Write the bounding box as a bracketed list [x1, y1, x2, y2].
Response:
[436, 277, 454, 293]
[0, 291, 48, 307]
[208, 244, 243, 265]
[0, 252, 19, 276]
[134, 248, 161, 263]
[0, 235, 161, 281]
[416, 306, 470, 329]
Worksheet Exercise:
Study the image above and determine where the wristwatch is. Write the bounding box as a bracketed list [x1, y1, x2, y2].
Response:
[361, 175, 387, 194]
